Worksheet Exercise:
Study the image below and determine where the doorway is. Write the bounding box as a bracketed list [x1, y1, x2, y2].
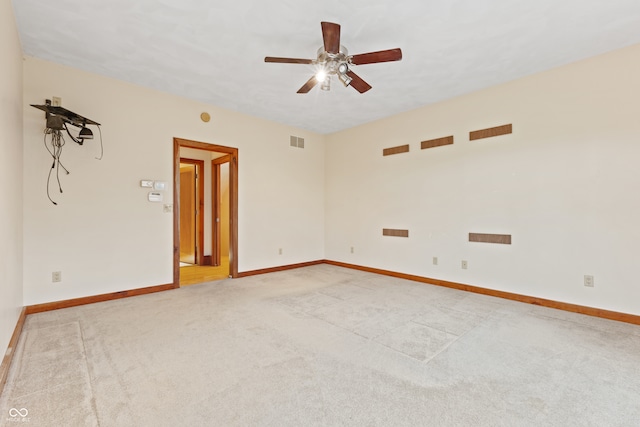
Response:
[178, 158, 204, 266]
[173, 138, 239, 286]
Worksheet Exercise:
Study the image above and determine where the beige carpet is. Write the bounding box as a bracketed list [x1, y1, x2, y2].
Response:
[2, 264, 639, 426]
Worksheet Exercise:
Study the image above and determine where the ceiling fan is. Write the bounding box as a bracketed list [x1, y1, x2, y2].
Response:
[265, 22, 402, 94]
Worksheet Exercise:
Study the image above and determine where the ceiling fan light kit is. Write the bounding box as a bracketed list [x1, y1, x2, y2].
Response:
[265, 21, 402, 94]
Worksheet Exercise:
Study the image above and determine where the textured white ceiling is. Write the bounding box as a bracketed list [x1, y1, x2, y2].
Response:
[12, 0, 640, 134]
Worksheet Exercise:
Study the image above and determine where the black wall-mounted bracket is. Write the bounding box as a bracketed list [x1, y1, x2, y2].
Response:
[31, 102, 101, 127]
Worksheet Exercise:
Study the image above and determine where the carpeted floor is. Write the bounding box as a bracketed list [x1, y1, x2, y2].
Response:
[2, 264, 639, 426]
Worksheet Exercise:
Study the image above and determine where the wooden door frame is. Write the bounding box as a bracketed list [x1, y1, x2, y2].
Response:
[178, 157, 205, 266]
[173, 138, 239, 286]
[211, 154, 231, 266]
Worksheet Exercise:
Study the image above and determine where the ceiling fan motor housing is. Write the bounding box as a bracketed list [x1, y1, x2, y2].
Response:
[316, 46, 352, 87]
[317, 45, 350, 74]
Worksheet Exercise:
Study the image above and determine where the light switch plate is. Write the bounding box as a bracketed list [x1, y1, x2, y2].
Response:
[153, 181, 166, 191]
[140, 180, 153, 188]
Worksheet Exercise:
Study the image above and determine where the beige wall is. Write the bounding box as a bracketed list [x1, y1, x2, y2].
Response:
[326, 43, 640, 315]
[0, 0, 24, 352]
[22, 57, 325, 305]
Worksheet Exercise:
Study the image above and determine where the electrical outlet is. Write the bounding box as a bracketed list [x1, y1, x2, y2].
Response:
[52, 271, 62, 282]
[461, 260, 468, 270]
[278, 248, 282, 255]
[350, 246, 354, 254]
[52, 96, 62, 107]
[432, 256, 438, 265]
[584, 275, 594, 287]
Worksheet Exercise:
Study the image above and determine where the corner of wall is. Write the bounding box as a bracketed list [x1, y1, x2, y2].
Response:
[0, 0, 26, 362]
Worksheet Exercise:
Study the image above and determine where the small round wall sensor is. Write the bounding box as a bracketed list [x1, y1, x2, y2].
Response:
[200, 112, 211, 123]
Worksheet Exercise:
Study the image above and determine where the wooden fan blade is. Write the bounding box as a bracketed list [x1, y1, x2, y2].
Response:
[321, 21, 341, 54]
[297, 75, 319, 94]
[346, 70, 372, 93]
[350, 48, 403, 65]
[265, 57, 314, 64]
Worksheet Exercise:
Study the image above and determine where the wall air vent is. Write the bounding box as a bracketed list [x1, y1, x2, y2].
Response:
[421, 135, 454, 150]
[470, 124, 512, 141]
[469, 233, 512, 244]
[290, 136, 305, 148]
[383, 228, 409, 237]
[383, 144, 409, 156]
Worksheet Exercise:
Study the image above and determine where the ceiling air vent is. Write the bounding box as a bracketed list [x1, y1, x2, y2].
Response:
[290, 136, 305, 149]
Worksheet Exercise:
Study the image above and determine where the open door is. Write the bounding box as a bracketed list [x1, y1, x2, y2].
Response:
[212, 155, 231, 267]
[178, 158, 205, 266]
[179, 163, 196, 264]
